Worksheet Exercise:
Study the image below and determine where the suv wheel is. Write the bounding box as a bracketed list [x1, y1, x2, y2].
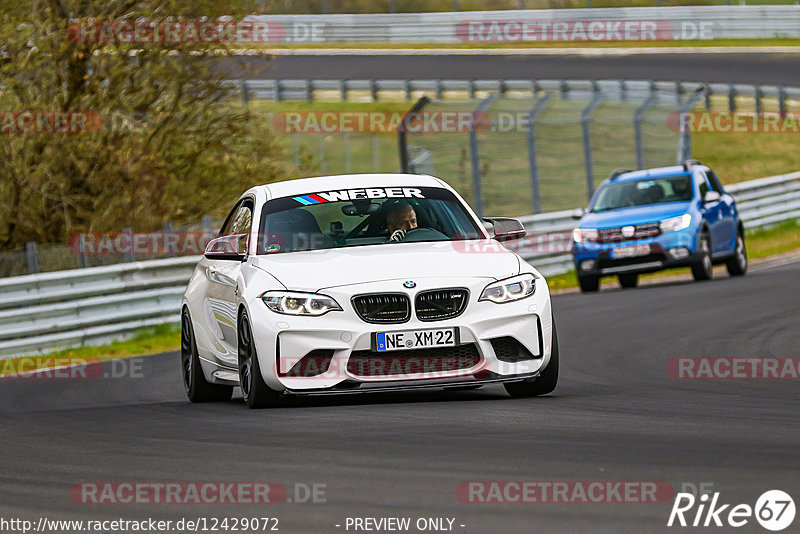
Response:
[691, 233, 713, 281]
[726, 233, 747, 276]
[578, 275, 599, 293]
[618, 273, 638, 288]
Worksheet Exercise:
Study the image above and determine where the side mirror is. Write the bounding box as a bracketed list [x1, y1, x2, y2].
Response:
[703, 191, 721, 204]
[571, 208, 586, 220]
[482, 217, 527, 241]
[204, 233, 248, 261]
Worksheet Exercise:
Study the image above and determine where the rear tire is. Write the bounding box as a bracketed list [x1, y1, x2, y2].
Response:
[238, 310, 283, 409]
[618, 273, 638, 288]
[504, 321, 559, 398]
[691, 232, 713, 281]
[181, 309, 233, 403]
[726, 233, 747, 277]
[578, 275, 599, 293]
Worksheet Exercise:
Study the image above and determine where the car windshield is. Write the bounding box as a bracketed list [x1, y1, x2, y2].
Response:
[591, 175, 693, 213]
[256, 186, 484, 254]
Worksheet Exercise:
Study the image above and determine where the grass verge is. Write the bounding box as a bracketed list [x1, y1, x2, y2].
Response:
[0, 323, 180, 377]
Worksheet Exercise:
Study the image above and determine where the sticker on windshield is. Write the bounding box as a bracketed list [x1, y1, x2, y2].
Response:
[292, 187, 424, 205]
[266, 243, 281, 253]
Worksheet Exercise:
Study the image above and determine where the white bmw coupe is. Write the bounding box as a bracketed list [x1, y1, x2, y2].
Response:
[182, 174, 558, 408]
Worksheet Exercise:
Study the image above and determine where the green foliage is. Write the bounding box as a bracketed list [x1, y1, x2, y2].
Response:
[0, 0, 296, 249]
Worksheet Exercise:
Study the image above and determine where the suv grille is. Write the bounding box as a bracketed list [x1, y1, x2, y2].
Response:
[352, 293, 410, 324]
[415, 289, 468, 322]
[597, 222, 661, 244]
[347, 344, 481, 377]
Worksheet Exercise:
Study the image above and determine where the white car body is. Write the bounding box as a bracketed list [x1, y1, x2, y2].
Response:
[182, 173, 556, 406]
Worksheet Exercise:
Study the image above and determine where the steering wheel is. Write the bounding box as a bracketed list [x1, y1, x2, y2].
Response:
[394, 227, 448, 242]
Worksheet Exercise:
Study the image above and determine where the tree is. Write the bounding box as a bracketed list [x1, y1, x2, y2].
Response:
[0, 0, 292, 248]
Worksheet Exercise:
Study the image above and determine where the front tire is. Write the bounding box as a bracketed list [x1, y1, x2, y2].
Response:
[726, 232, 747, 277]
[618, 273, 638, 288]
[238, 310, 283, 409]
[691, 232, 713, 281]
[181, 309, 233, 403]
[504, 321, 559, 398]
[578, 275, 599, 293]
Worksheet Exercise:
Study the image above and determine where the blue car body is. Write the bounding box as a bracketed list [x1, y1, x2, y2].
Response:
[572, 162, 745, 289]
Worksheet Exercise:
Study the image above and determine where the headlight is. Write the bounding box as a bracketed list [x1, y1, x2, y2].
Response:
[572, 228, 598, 243]
[262, 291, 342, 316]
[479, 273, 536, 304]
[660, 213, 692, 233]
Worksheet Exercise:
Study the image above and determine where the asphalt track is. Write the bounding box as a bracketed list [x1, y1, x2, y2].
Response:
[2, 260, 799, 534]
[230, 51, 800, 86]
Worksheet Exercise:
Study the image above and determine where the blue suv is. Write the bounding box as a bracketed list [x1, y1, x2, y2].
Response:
[572, 160, 747, 293]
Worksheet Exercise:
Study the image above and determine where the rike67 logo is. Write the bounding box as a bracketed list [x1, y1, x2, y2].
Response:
[668, 490, 795, 531]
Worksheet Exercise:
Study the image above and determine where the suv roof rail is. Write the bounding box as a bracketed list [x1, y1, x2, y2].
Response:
[682, 159, 703, 171]
[608, 169, 632, 181]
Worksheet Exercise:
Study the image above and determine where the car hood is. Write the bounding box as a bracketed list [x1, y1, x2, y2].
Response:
[579, 201, 692, 229]
[250, 240, 521, 292]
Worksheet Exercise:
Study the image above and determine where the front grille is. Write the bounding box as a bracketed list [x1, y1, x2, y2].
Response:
[597, 222, 662, 244]
[347, 344, 481, 377]
[490, 337, 539, 362]
[352, 293, 410, 324]
[415, 288, 468, 322]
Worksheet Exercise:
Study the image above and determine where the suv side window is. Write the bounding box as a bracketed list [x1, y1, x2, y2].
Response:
[706, 170, 724, 193]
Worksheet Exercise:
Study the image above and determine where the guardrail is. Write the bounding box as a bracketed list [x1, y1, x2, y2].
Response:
[1, 172, 798, 358]
[247, 6, 800, 44]
[238, 78, 800, 107]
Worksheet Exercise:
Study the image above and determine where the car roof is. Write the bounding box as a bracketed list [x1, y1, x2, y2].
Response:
[610, 166, 692, 183]
[249, 173, 447, 200]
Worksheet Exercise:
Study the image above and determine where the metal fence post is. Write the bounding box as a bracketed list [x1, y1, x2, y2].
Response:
[468, 94, 498, 218]
[676, 88, 707, 164]
[240, 80, 249, 106]
[581, 93, 604, 202]
[527, 93, 553, 214]
[779, 86, 787, 118]
[398, 96, 430, 173]
[25, 242, 39, 274]
[202, 215, 214, 236]
[755, 86, 763, 117]
[634, 89, 656, 170]
[728, 84, 737, 112]
[78, 234, 89, 268]
[123, 228, 135, 263]
[162, 222, 174, 258]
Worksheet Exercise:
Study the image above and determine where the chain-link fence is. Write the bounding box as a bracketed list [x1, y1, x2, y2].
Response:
[399, 81, 702, 217]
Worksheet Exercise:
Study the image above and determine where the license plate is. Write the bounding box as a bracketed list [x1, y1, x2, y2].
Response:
[611, 244, 650, 259]
[375, 328, 456, 352]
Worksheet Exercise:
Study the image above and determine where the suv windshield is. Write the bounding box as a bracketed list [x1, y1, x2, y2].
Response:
[590, 175, 693, 213]
[256, 186, 484, 254]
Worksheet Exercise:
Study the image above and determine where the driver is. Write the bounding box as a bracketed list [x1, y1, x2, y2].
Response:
[385, 201, 418, 242]
[672, 178, 691, 200]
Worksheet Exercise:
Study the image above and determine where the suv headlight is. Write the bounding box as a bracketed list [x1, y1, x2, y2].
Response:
[479, 273, 536, 304]
[572, 228, 598, 243]
[660, 213, 692, 233]
[262, 291, 342, 316]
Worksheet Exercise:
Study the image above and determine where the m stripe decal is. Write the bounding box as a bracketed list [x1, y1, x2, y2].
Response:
[293, 196, 314, 205]
[307, 194, 328, 203]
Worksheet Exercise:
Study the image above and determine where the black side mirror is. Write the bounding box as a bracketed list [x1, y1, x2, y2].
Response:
[482, 217, 527, 241]
[204, 233, 248, 261]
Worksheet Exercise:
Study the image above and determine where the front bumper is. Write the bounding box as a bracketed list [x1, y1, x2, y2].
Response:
[572, 229, 698, 277]
[242, 276, 553, 392]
